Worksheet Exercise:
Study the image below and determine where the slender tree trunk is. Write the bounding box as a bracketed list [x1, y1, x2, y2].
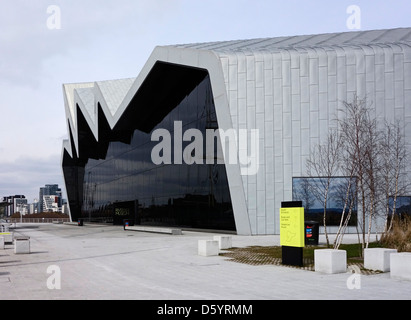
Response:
[360, 178, 366, 254]
[323, 183, 330, 247]
[366, 192, 375, 248]
[391, 155, 401, 230]
[334, 176, 353, 249]
[336, 196, 355, 249]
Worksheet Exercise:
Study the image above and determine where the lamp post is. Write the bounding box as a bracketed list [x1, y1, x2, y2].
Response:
[19, 203, 23, 224]
[18, 203, 21, 224]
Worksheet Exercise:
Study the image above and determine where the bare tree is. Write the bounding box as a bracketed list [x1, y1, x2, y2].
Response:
[336, 94, 377, 252]
[333, 175, 356, 249]
[363, 116, 382, 247]
[306, 129, 342, 247]
[305, 94, 409, 251]
[293, 177, 315, 214]
[380, 120, 408, 234]
[335, 95, 409, 251]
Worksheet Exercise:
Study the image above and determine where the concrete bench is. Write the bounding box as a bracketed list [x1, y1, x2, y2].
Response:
[125, 225, 182, 235]
[198, 240, 219, 256]
[364, 248, 397, 272]
[14, 236, 30, 254]
[213, 235, 232, 250]
[0, 232, 13, 244]
[390, 253, 411, 281]
[314, 249, 347, 274]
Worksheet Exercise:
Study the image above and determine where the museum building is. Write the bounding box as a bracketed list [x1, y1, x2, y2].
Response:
[61, 28, 411, 235]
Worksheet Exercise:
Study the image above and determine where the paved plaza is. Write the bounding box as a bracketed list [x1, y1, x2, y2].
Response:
[1, 223, 410, 300]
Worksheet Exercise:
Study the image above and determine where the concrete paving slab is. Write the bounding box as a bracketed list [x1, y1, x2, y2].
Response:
[0, 223, 410, 300]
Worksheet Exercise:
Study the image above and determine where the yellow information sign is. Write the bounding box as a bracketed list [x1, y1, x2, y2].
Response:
[280, 207, 305, 247]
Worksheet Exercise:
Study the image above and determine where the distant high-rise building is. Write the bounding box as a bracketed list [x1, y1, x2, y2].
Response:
[1, 195, 26, 216]
[43, 195, 61, 212]
[14, 197, 28, 214]
[39, 184, 62, 213]
[29, 199, 39, 214]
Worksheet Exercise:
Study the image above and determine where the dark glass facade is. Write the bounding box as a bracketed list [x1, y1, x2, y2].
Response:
[388, 196, 411, 217]
[292, 176, 357, 226]
[63, 68, 235, 231]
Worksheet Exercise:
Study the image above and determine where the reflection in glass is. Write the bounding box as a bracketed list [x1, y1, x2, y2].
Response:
[292, 177, 357, 226]
[388, 196, 411, 218]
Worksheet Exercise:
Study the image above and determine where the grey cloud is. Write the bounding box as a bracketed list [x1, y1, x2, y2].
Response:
[0, 154, 64, 201]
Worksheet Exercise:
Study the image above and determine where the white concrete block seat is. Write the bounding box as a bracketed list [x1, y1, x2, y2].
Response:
[390, 252, 411, 281]
[213, 235, 232, 250]
[364, 248, 397, 272]
[14, 236, 30, 254]
[198, 240, 219, 256]
[314, 249, 347, 274]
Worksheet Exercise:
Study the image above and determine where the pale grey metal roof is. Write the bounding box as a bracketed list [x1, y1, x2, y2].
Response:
[95, 78, 135, 116]
[75, 88, 95, 124]
[171, 27, 411, 53]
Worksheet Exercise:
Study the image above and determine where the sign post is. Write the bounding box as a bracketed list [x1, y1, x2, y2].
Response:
[280, 201, 304, 266]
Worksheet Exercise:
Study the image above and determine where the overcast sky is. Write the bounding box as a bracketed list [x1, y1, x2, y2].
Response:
[1, 0, 411, 203]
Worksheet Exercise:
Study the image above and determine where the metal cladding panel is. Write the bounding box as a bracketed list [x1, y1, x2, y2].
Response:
[96, 78, 135, 116]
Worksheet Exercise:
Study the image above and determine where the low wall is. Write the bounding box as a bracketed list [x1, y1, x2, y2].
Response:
[9, 218, 70, 224]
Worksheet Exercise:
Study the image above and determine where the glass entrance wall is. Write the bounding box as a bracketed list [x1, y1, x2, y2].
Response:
[75, 74, 235, 231]
[292, 176, 358, 226]
[388, 196, 411, 217]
